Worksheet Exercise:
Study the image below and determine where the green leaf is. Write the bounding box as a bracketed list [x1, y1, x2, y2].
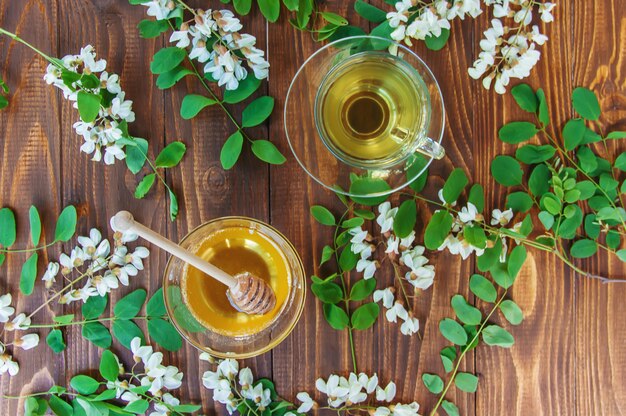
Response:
[500, 299, 523, 325]
[498, 121, 538, 144]
[233, 0, 252, 14]
[99, 350, 119, 382]
[54, 314, 74, 325]
[49, 396, 73, 416]
[477, 238, 502, 272]
[451, 295, 482, 325]
[310, 205, 335, 225]
[482, 325, 515, 347]
[576, 180, 596, 200]
[148, 318, 183, 351]
[70, 375, 100, 395]
[91, 389, 117, 401]
[393, 200, 417, 238]
[537, 88, 550, 126]
[258, 0, 280, 22]
[577, 146, 598, 173]
[425, 28, 450, 51]
[491, 156, 523, 186]
[155, 141, 186, 168]
[511, 83, 538, 112]
[442, 168, 468, 204]
[572, 87, 601, 120]
[538, 211, 555, 230]
[112, 319, 145, 349]
[563, 118, 586, 150]
[251, 140, 287, 165]
[529, 164, 550, 196]
[570, 239, 598, 258]
[150, 47, 187, 74]
[147, 288, 167, 317]
[54, 205, 77, 242]
[82, 322, 112, 348]
[491, 262, 515, 289]
[168, 189, 179, 222]
[77, 91, 101, 123]
[0, 207, 16, 247]
[29, 206, 41, 245]
[463, 226, 487, 249]
[616, 249, 626, 262]
[342, 217, 364, 228]
[134, 173, 156, 199]
[124, 399, 150, 414]
[137, 19, 169, 38]
[354, 0, 386, 22]
[442, 400, 460, 416]
[351, 302, 379, 330]
[19, 253, 38, 295]
[46, 329, 66, 353]
[515, 144, 556, 164]
[422, 373, 444, 394]
[321, 11, 348, 26]
[439, 318, 468, 345]
[424, 210, 454, 250]
[350, 278, 377, 301]
[156, 66, 193, 89]
[440, 346, 456, 373]
[607, 131, 626, 139]
[614, 152, 626, 171]
[114, 289, 147, 319]
[283, 0, 299, 11]
[220, 131, 244, 170]
[180, 94, 217, 119]
[455, 372, 479, 393]
[323, 303, 349, 330]
[311, 282, 343, 304]
[541, 194, 562, 215]
[339, 245, 359, 271]
[506, 192, 533, 213]
[606, 230, 620, 250]
[320, 245, 333, 266]
[242, 96, 274, 127]
[507, 245, 527, 278]
[349, 178, 391, 205]
[82, 294, 108, 320]
[125, 137, 148, 174]
[468, 184, 484, 213]
[370, 22, 394, 49]
[223, 73, 261, 104]
[584, 214, 600, 239]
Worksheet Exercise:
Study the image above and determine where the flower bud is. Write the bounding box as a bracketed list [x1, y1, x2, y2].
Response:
[166, 0, 175, 10]
[180, 22, 190, 31]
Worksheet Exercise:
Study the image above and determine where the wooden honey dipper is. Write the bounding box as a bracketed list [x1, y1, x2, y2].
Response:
[111, 211, 277, 315]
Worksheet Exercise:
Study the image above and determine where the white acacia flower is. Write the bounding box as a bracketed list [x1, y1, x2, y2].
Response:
[400, 316, 420, 336]
[377, 202, 398, 233]
[131, 337, 153, 364]
[121, 390, 141, 403]
[458, 202, 479, 224]
[15, 333, 40, 350]
[356, 258, 377, 280]
[7, 313, 31, 331]
[110, 216, 138, 244]
[217, 358, 239, 379]
[540, 2, 556, 22]
[100, 71, 121, 94]
[296, 391, 315, 413]
[0, 354, 19, 376]
[0, 294, 15, 323]
[93, 272, 119, 296]
[358, 372, 379, 394]
[214, 10, 243, 33]
[393, 402, 421, 416]
[244, 383, 271, 410]
[374, 407, 391, 416]
[374, 288, 395, 309]
[438, 189, 457, 206]
[376, 381, 397, 402]
[385, 302, 408, 323]
[170, 29, 190, 48]
[144, 0, 171, 20]
[150, 393, 180, 416]
[386, 0, 411, 27]
[491, 208, 513, 226]
[41, 262, 60, 287]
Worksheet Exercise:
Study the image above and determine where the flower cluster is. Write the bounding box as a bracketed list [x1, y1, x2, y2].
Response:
[295, 372, 421, 416]
[44, 45, 135, 164]
[43, 225, 149, 305]
[373, 288, 419, 336]
[386, 0, 556, 94]
[0, 294, 40, 376]
[145, 2, 270, 90]
[436, 190, 521, 261]
[201, 356, 274, 414]
[110, 337, 183, 415]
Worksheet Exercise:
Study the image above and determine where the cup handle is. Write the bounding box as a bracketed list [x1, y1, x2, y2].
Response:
[415, 136, 445, 160]
[390, 127, 445, 160]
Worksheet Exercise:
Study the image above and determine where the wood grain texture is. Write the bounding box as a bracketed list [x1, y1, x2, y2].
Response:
[0, 1, 624, 415]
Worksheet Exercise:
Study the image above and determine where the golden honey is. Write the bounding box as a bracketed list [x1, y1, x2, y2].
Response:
[181, 226, 291, 337]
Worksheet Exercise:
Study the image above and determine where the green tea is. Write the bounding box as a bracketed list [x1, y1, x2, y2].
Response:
[315, 51, 430, 168]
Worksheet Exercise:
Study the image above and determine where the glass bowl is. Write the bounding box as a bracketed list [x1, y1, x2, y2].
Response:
[284, 35, 445, 200]
[163, 217, 306, 359]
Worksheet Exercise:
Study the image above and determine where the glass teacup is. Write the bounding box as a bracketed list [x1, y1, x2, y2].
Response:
[285, 36, 445, 200]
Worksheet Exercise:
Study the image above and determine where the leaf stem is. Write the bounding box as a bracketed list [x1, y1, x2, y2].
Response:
[0, 27, 57, 64]
[429, 289, 508, 416]
[0, 241, 57, 254]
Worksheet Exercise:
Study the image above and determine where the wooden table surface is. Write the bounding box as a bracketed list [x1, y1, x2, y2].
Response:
[1, 1, 625, 415]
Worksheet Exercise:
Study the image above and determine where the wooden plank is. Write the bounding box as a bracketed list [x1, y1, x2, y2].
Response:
[474, 3, 576, 415]
[162, 3, 271, 413]
[0, 1, 61, 414]
[572, 0, 626, 414]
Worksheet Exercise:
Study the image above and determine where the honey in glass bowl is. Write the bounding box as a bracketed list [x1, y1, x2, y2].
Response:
[163, 217, 305, 359]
